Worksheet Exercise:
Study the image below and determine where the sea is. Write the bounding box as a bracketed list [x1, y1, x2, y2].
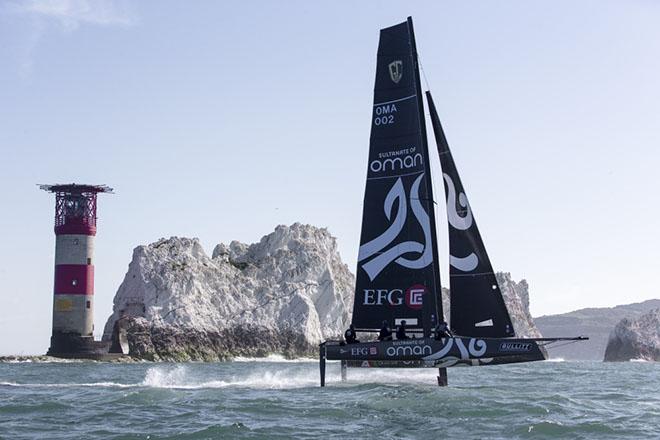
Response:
[0, 357, 658, 439]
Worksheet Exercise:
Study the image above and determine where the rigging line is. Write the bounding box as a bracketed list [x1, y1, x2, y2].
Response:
[540, 342, 575, 351]
[411, 197, 439, 206]
[537, 339, 582, 349]
[418, 55, 432, 92]
[419, 53, 444, 283]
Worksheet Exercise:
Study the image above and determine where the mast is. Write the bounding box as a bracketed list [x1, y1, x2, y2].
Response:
[351, 18, 443, 335]
[426, 91, 515, 338]
[407, 16, 444, 333]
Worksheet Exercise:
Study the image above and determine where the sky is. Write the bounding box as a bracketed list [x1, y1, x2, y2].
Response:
[1, 0, 659, 354]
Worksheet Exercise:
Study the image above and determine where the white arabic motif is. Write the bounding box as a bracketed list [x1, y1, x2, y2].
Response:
[422, 337, 488, 363]
[395, 174, 433, 269]
[449, 254, 478, 272]
[444, 172, 478, 272]
[454, 338, 470, 359]
[443, 173, 473, 230]
[421, 338, 455, 361]
[468, 338, 487, 357]
[359, 174, 433, 281]
[358, 178, 406, 262]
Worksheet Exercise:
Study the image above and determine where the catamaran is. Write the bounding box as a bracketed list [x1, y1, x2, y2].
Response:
[319, 17, 586, 387]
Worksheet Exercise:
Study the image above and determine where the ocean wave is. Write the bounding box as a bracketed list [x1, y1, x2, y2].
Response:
[0, 381, 135, 388]
[2, 362, 658, 439]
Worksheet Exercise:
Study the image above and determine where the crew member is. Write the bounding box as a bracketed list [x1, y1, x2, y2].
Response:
[396, 320, 409, 340]
[344, 324, 359, 344]
[434, 321, 453, 340]
[378, 320, 393, 341]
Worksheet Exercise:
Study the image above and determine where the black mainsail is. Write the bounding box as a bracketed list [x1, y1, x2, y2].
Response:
[351, 18, 442, 335]
[426, 91, 515, 338]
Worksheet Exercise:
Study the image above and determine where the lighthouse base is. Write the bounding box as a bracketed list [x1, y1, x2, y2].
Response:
[47, 331, 122, 360]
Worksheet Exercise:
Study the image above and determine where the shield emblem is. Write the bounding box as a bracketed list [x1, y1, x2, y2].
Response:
[388, 60, 403, 84]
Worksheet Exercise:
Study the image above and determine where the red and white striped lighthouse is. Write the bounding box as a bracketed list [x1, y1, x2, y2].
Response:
[40, 183, 113, 356]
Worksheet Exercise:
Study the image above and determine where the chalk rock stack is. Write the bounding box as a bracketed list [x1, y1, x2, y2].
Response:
[603, 308, 660, 362]
[102, 224, 354, 361]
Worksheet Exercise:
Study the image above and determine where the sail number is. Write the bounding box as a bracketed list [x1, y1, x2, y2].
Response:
[374, 115, 394, 126]
[373, 103, 398, 126]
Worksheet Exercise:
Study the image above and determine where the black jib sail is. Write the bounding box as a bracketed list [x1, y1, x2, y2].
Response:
[351, 18, 443, 335]
[426, 91, 515, 338]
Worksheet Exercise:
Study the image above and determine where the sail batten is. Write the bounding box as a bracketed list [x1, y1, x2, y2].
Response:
[426, 91, 515, 338]
[351, 18, 443, 335]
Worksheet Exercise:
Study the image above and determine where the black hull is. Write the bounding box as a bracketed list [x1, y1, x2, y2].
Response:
[323, 336, 546, 369]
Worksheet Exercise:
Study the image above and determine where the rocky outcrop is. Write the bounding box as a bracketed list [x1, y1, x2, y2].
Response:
[535, 299, 660, 360]
[603, 308, 660, 362]
[497, 273, 542, 338]
[102, 224, 354, 361]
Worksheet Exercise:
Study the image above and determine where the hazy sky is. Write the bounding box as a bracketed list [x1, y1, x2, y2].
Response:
[1, 1, 659, 354]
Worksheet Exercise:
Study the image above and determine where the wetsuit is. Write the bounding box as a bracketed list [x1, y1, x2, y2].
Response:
[396, 324, 409, 340]
[345, 327, 358, 344]
[378, 325, 393, 341]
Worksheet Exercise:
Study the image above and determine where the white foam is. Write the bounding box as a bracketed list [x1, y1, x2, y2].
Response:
[546, 357, 565, 362]
[140, 365, 319, 389]
[232, 354, 316, 363]
[630, 358, 649, 363]
[0, 357, 87, 364]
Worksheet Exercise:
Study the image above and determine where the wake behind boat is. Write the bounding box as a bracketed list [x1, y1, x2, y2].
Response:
[319, 17, 586, 387]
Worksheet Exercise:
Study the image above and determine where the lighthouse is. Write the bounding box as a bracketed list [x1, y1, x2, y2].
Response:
[40, 183, 113, 357]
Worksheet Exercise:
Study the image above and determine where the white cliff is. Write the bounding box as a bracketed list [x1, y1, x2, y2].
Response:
[604, 308, 660, 362]
[103, 224, 354, 360]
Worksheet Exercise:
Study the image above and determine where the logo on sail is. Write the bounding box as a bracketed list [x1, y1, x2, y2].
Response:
[370, 153, 423, 174]
[362, 285, 427, 309]
[358, 174, 432, 280]
[405, 284, 426, 310]
[386, 344, 432, 357]
[388, 60, 403, 84]
[499, 342, 532, 352]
